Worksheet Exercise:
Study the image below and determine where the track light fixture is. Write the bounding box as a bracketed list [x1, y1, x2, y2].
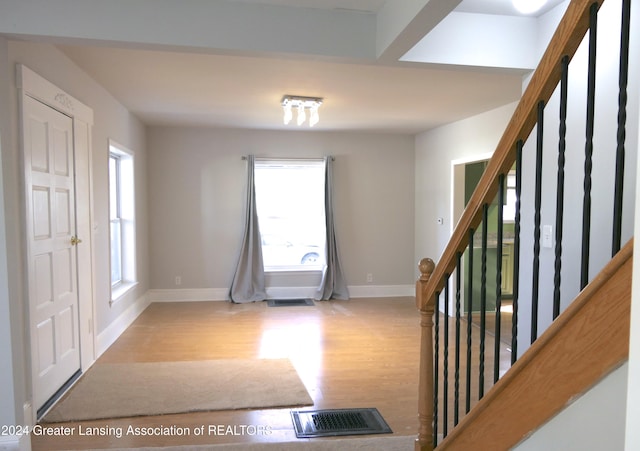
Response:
[282, 95, 323, 127]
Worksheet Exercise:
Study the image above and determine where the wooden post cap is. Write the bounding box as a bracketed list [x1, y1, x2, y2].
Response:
[418, 258, 435, 281]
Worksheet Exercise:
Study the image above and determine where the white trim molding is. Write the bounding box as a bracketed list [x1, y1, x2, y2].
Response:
[0, 435, 22, 451]
[147, 286, 414, 302]
[16, 65, 93, 123]
[0, 403, 31, 451]
[147, 288, 229, 303]
[348, 284, 415, 298]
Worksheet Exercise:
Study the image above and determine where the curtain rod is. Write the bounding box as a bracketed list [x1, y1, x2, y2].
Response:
[241, 156, 334, 161]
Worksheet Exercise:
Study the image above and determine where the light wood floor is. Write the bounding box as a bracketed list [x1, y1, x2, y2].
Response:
[32, 297, 426, 450]
[32, 297, 513, 450]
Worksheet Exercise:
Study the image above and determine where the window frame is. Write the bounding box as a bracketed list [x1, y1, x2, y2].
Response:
[108, 140, 137, 304]
[503, 169, 517, 223]
[109, 152, 123, 287]
[254, 158, 327, 273]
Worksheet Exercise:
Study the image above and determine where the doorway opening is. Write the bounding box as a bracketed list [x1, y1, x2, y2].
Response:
[451, 154, 513, 345]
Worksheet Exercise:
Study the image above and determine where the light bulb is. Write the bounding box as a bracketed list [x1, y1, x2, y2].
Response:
[309, 104, 319, 127]
[297, 103, 306, 126]
[283, 103, 292, 125]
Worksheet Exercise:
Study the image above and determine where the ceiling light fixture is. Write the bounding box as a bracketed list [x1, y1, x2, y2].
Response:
[282, 95, 323, 127]
[512, 0, 547, 14]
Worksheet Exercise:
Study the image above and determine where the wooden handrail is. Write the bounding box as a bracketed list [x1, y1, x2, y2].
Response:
[417, 0, 604, 310]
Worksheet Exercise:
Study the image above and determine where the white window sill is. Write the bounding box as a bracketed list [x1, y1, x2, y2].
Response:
[110, 281, 138, 306]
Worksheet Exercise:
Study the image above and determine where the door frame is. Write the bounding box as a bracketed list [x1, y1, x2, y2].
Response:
[448, 152, 493, 317]
[17, 65, 96, 422]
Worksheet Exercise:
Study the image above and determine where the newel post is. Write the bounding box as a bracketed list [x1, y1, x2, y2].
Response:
[415, 257, 436, 451]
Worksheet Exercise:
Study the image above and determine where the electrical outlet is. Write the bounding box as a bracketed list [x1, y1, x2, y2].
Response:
[175, 276, 182, 286]
[366, 273, 373, 283]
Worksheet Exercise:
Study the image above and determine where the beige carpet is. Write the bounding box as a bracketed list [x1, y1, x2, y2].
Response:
[43, 359, 313, 423]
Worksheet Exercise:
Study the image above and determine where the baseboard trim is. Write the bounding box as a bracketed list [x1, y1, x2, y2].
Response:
[96, 292, 151, 357]
[146, 285, 414, 303]
[0, 414, 30, 451]
[147, 288, 229, 302]
[0, 435, 22, 451]
[348, 284, 414, 298]
[18, 432, 30, 451]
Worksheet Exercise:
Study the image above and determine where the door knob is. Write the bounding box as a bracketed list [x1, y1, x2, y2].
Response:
[70, 236, 82, 246]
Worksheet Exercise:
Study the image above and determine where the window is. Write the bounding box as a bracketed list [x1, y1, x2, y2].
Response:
[109, 141, 136, 301]
[109, 153, 122, 285]
[254, 159, 326, 271]
[503, 170, 517, 222]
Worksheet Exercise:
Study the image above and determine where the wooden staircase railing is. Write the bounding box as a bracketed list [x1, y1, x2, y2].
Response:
[415, 0, 633, 448]
[430, 238, 632, 450]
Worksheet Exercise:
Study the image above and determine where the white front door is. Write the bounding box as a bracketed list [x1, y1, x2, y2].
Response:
[23, 95, 81, 413]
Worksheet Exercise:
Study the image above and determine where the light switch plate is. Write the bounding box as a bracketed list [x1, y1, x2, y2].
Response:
[542, 225, 553, 248]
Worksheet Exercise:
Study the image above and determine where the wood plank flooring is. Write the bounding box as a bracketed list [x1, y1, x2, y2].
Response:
[32, 297, 513, 450]
[32, 297, 424, 450]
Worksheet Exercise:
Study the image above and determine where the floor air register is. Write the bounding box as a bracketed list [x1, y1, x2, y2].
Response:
[291, 408, 393, 438]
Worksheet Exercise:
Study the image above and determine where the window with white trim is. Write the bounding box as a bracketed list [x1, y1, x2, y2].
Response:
[254, 159, 326, 271]
[109, 141, 136, 300]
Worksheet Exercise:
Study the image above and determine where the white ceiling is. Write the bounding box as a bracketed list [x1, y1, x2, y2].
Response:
[213, 0, 565, 15]
[222, 0, 387, 12]
[2, 0, 569, 133]
[58, 45, 525, 133]
[457, 0, 565, 15]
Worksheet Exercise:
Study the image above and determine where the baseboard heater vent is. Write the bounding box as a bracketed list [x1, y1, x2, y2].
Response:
[267, 298, 315, 307]
[291, 408, 393, 438]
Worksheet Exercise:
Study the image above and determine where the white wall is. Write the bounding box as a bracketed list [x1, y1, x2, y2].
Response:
[626, 95, 640, 451]
[147, 127, 416, 297]
[0, 36, 20, 449]
[402, 12, 539, 70]
[625, 1, 640, 448]
[0, 39, 149, 424]
[414, 101, 517, 268]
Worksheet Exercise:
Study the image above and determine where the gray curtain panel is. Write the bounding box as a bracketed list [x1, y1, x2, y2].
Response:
[229, 155, 267, 303]
[316, 156, 349, 300]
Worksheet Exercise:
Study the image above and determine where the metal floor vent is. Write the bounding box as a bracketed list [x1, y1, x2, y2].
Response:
[267, 298, 315, 307]
[291, 408, 393, 438]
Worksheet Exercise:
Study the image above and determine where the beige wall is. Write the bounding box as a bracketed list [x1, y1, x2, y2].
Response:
[148, 127, 416, 293]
